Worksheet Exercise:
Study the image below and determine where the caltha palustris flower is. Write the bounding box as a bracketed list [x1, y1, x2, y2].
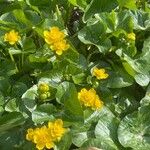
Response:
[92, 67, 109, 80]
[43, 27, 69, 55]
[4, 30, 20, 45]
[26, 119, 67, 150]
[78, 88, 104, 110]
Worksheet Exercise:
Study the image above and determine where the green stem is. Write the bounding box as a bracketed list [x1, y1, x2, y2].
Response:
[22, 52, 24, 68]
[9, 51, 19, 72]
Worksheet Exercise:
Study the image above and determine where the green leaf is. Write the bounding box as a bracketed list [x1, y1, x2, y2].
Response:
[0, 76, 10, 94]
[73, 107, 121, 149]
[0, 12, 24, 29]
[72, 109, 103, 147]
[108, 87, 138, 117]
[116, 37, 150, 85]
[0, 1, 21, 15]
[118, 106, 150, 150]
[141, 37, 150, 61]
[28, 53, 48, 63]
[5, 98, 19, 112]
[106, 66, 134, 88]
[0, 127, 29, 150]
[135, 74, 149, 86]
[122, 61, 136, 77]
[115, 11, 133, 32]
[0, 92, 4, 106]
[94, 108, 120, 150]
[117, 0, 137, 9]
[39, 70, 63, 88]
[69, 0, 87, 10]
[64, 48, 87, 69]
[81, 138, 118, 150]
[78, 20, 112, 53]
[54, 132, 72, 150]
[72, 73, 86, 85]
[13, 9, 32, 27]
[140, 85, 150, 107]
[95, 12, 116, 33]
[32, 103, 55, 123]
[11, 82, 28, 98]
[24, 10, 42, 25]
[29, 0, 51, 7]
[56, 82, 83, 122]
[95, 10, 133, 33]
[0, 60, 17, 76]
[72, 131, 88, 147]
[8, 48, 22, 55]
[22, 85, 37, 112]
[128, 10, 150, 30]
[0, 112, 25, 132]
[83, 0, 118, 22]
[21, 37, 36, 53]
[0, 106, 4, 116]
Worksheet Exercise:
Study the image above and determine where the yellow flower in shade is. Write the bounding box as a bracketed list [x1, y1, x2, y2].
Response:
[92, 67, 109, 80]
[44, 27, 65, 45]
[50, 40, 70, 55]
[127, 33, 136, 41]
[78, 88, 103, 110]
[26, 119, 67, 150]
[4, 30, 20, 45]
[48, 119, 66, 141]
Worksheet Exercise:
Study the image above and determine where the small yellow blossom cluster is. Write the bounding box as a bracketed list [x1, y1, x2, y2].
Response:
[92, 67, 109, 80]
[4, 30, 20, 45]
[26, 119, 67, 150]
[38, 83, 51, 100]
[127, 32, 136, 41]
[78, 88, 103, 110]
[44, 27, 69, 55]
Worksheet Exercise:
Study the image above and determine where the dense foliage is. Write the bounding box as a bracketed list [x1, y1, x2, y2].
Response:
[0, 0, 150, 149]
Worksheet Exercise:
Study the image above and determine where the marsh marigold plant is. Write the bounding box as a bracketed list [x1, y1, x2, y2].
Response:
[92, 67, 109, 80]
[44, 27, 69, 55]
[26, 119, 67, 150]
[78, 88, 103, 110]
[4, 30, 20, 45]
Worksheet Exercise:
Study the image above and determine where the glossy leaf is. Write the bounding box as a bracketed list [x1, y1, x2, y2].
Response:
[118, 106, 150, 150]
[56, 82, 83, 122]
[0, 112, 25, 132]
[83, 0, 118, 22]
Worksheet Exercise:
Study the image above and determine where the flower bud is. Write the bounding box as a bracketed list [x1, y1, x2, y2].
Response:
[38, 83, 49, 93]
[46, 92, 51, 98]
[40, 93, 47, 100]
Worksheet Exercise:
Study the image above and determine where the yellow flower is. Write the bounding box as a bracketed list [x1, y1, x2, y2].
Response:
[26, 128, 34, 141]
[44, 27, 65, 45]
[127, 33, 136, 41]
[78, 88, 103, 110]
[43, 26, 70, 55]
[50, 40, 70, 55]
[33, 126, 54, 150]
[26, 119, 67, 150]
[48, 119, 66, 141]
[4, 30, 20, 45]
[92, 67, 109, 80]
